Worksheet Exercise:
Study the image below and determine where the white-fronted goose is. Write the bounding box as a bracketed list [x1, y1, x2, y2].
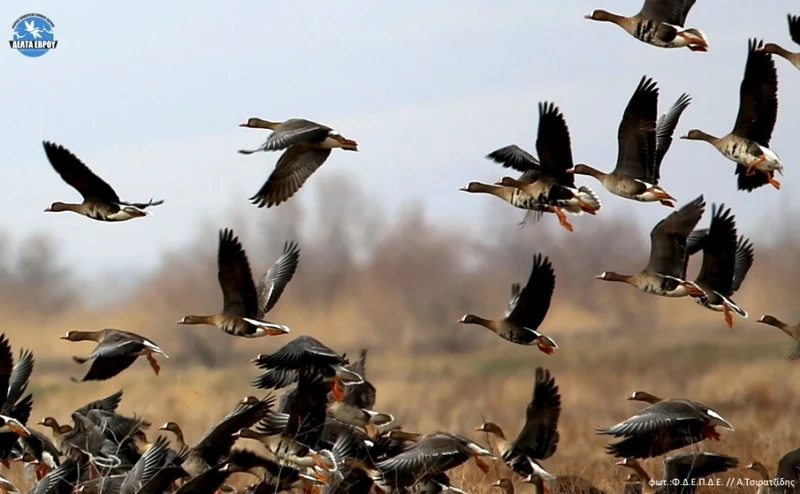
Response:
[368, 432, 494, 491]
[681, 39, 782, 191]
[584, 0, 708, 51]
[15, 429, 61, 480]
[42, 141, 163, 222]
[238, 118, 359, 208]
[326, 349, 394, 438]
[684, 204, 754, 327]
[569, 76, 690, 207]
[251, 335, 363, 401]
[158, 395, 272, 477]
[477, 368, 560, 480]
[618, 452, 739, 494]
[458, 180, 553, 228]
[458, 254, 558, 354]
[60, 329, 168, 382]
[492, 103, 602, 232]
[747, 447, 800, 494]
[756, 315, 800, 360]
[598, 394, 733, 459]
[596, 195, 706, 297]
[177, 229, 295, 338]
[759, 14, 800, 70]
[238, 375, 333, 470]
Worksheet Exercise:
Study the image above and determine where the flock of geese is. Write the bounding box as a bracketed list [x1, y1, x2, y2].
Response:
[8, 1, 800, 493]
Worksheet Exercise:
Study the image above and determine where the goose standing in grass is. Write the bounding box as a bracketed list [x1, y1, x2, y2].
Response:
[476, 368, 560, 480]
[684, 204, 754, 328]
[60, 329, 168, 382]
[618, 452, 739, 494]
[756, 315, 800, 360]
[41, 141, 163, 222]
[492, 102, 602, 232]
[584, 0, 708, 51]
[598, 394, 733, 459]
[238, 117, 359, 208]
[178, 229, 296, 338]
[747, 447, 800, 494]
[759, 14, 800, 70]
[681, 39, 782, 191]
[568, 76, 690, 207]
[458, 254, 558, 355]
[596, 195, 706, 298]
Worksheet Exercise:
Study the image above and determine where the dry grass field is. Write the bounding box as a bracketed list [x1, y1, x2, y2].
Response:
[2, 180, 800, 492]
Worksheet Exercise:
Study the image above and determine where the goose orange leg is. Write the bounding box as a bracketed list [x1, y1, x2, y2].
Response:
[745, 156, 766, 176]
[474, 456, 491, 474]
[767, 172, 781, 190]
[146, 354, 161, 376]
[723, 303, 733, 329]
[330, 377, 344, 402]
[552, 208, 574, 232]
[35, 463, 50, 481]
[679, 282, 705, 298]
[578, 200, 598, 215]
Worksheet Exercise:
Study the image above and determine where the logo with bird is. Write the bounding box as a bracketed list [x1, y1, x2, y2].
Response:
[9, 13, 57, 57]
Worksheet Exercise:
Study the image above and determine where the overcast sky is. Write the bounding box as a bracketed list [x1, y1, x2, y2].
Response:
[2, 1, 798, 282]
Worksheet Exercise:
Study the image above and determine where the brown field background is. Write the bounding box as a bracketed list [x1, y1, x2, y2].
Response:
[3, 176, 800, 492]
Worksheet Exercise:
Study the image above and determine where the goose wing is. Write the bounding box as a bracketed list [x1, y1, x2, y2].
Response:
[42, 142, 120, 203]
[217, 229, 259, 319]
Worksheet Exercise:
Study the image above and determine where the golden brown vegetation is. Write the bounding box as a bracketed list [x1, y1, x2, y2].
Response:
[3, 176, 800, 492]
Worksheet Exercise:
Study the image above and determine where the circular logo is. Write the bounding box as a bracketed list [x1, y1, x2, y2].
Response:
[10, 13, 57, 57]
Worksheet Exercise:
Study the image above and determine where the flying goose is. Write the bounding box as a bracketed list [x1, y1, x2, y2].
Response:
[177, 230, 296, 338]
[569, 76, 691, 207]
[476, 368, 561, 479]
[237, 375, 333, 470]
[598, 395, 733, 459]
[492, 103, 602, 232]
[458, 254, 558, 355]
[60, 329, 168, 382]
[368, 432, 494, 492]
[756, 315, 800, 360]
[325, 349, 394, 438]
[584, 0, 708, 51]
[596, 195, 706, 297]
[758, 14, 800, 70]
[681, 39, 782, 191]
[158, 395, 272, 477]
[41, 141, 163, 222]
[251, 335, 363, 401]
[685, 204, 754, 327]
[238, 118, 359, 208]
[458, 178, 554, 230]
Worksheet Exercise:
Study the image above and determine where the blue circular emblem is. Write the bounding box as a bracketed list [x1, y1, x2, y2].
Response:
[10, 13, 57, 57]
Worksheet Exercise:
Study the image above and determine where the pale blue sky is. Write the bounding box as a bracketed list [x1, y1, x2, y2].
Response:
[1, 1, 798, 283]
